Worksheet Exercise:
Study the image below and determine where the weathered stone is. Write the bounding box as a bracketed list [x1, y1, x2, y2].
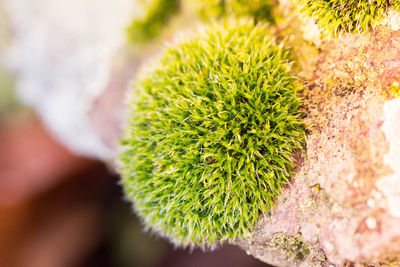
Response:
[241, 24, 400, 267]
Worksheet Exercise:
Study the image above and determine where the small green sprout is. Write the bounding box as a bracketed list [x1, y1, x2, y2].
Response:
[300, 0, 400, 35]
[119, 18, 305, 247]
[126, 0, 180, 44]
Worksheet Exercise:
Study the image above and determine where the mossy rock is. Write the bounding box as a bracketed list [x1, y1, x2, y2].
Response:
[119, 17, 305, 247]
[299, 0, 400, 35]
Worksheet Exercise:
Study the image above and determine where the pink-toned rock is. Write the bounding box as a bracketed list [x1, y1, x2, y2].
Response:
[241, 26, 400, 267]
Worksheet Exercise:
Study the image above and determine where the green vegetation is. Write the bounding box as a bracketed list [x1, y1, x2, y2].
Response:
[126, 0, 276, 44]
[191, 0, 275, 23]
[300, 0, 400, 35]
[119, 18, 305, 247]
[126, 0, 180, 44]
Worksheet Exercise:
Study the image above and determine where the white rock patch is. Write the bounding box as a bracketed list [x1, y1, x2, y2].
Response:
[377, 98, 400, 217]
[382, 9, 400, 31]
[2, 0, 135, 158]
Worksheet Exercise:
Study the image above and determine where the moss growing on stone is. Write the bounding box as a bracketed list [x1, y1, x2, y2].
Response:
[119, 18, 305, 247]
[191, 0, 275, 23]
[300, 0, 400, 35]
[126, 0, 180, 44]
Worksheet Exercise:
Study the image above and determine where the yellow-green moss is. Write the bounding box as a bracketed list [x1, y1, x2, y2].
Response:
[299, 0, 400, 35]
[119, 18, 305, 247]
[189, 0, 276, 23]
[126, 0, 180, 44]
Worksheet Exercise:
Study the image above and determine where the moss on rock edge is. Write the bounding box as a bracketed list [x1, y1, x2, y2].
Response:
[299, 0, 400, 35]
[119, 18, 305, 247]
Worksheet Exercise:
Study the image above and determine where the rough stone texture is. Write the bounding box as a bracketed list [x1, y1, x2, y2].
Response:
[240, 24, 400, 267]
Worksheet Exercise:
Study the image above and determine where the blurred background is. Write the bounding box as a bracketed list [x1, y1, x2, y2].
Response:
[0, 107, 269, 267]
[0, 0, 271, 266]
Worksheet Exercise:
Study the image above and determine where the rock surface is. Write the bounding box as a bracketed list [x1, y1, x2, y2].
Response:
[241, 24, 400, 266]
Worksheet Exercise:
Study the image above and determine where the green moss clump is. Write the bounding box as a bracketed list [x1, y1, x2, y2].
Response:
[191, 0, 275, 22]
[126, 0, 180, 44]
[119, 18, 305, 247]
[300, 0, 400, 35]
